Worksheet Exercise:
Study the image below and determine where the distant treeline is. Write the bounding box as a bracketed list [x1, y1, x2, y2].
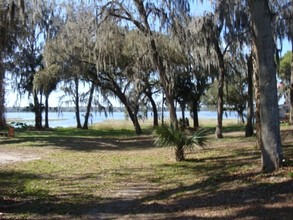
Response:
[5, 106, 126, 113]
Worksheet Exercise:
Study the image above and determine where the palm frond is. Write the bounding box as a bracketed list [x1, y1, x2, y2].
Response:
[154, 124, 208, 149]
[154, 123, 183, 148]
[186, 128, 209, 149]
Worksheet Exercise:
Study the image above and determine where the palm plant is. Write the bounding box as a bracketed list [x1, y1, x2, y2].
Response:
[154, 124, 208, 161]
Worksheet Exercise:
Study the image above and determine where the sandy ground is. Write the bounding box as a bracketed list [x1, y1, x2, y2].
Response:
[0, 151, 40, 164]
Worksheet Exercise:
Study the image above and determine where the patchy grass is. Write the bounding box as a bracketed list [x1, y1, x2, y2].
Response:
[0, 121, 292, 219]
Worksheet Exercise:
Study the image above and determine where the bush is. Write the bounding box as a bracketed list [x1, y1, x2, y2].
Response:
[153, 124, 208, 161]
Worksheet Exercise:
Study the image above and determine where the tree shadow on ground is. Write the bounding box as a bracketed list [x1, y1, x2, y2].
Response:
[0, 135, 155, 152]
[2, 139, 292, 219]
[1, 128, 292, 219]
[1, 168, 291, 219]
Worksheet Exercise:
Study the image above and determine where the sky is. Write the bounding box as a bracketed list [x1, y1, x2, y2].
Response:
[5, 1, 292, 108]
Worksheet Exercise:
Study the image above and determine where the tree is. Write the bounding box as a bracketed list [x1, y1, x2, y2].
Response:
[274, 0, 293, 123]
[249, 0, 283, 172]
[245, 52, 254, 137]
[279, 51, 292, 81]
[100, 0, 192, 128]
[44, 4, 146, 134]
[154, 124, 208, 161]
[8, 0, 62, 129]
[33, 64, 61, 128]
[0, 0, 25, 129]
[278, 51, 292, 105]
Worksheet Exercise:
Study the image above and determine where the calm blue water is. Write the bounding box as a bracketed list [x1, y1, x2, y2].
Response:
[5, 111, 239, 128]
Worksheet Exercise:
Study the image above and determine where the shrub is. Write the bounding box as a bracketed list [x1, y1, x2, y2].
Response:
[153, 124, 208, 161]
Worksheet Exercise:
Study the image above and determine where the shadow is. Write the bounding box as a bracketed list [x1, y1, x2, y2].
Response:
[0, 170, 102, 218]
[1, 127, 292, 219]
[203, 124, 246, 135]
[79, 179, 293, 220]
[0, 158, 292, 219]
[0, 134, 155, 152]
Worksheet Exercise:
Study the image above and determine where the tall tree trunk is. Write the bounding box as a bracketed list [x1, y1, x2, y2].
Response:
[245, 53, 254, 137]
[161, 93, 164, 125]
[289, 0, 293, 124]
[249, 0, 283, 172]
[215, 43, 225, 138]
[44, 94, 49, 128]
[33, 91, 42, 129]
[149, 37, 177, 128]
[83, 82, 95, 129]
[112, 84, 142, 134]
[252, 45, 262, 150]
[74, 78, 82, 129]
[192, 99, 199, 128]
[146, 92, 158, 126]
[181, 104, 186, 127]
[125, 103, 142, 135]
[289, 38, 293, 124]
[0, 58, 6, 129]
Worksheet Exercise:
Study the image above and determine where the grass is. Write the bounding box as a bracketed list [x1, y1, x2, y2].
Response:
[0, 120, 292, 219]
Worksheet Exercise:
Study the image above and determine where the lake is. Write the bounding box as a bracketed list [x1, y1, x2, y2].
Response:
[5, 111, 239, 128]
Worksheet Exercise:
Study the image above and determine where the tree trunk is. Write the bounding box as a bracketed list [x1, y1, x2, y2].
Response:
[146, 92, 158, 126]
[252, 45, 262, 150]
[181, 104, 186, 127]
[111, 83, 142, 134]
[74, 78, 82, 129]
[193, 100, 199, 129]
[161, 93, 164, 125]
[44, 94, 49, 128]
[245, 53, 254, 137]
[125, 103, 142, 135]
[289, 37, 293, 124]
[215, 43, 225, 138]
[33, 91, 42, 129]
[175, 146, 184, 161]
[83, 82, 95, 129]
[0, 58, 6, 129]
[289, 0, 293, 124]
[249, 0, 283, 172]
[149, 37, 178, 128]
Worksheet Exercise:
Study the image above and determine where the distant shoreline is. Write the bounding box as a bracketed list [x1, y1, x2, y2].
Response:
[5, 106, 125, 113]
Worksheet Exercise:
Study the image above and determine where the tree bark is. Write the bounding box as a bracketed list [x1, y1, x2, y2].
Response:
[74, 77, 82, 129]
[249, 0, 283, 172]
[126, 104, 142, 135]
[0, 57, 6, 129]
[181, 104, 186, 127]
[245, 53, 254, 137]
[252, 44, 262, 150]
[175, 146, 184, 161]
[192, 99, 199, 128]
[33, 91, 42, 129]
[289, 36, 293, 124]
[83, 82, 95, 129]
[146, 92, 158, 126]
[289, 0, 293, 124]
[44, 94, 49, 128]
[110, 79, 142, 134]
[214, 42, 225, 138]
